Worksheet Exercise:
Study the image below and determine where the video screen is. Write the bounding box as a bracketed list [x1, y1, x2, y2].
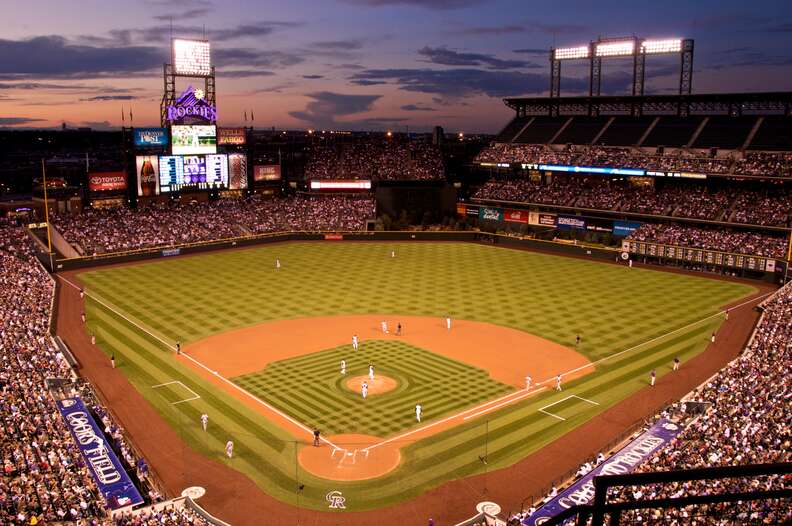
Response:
[171, 125, 217, 155]
[158, 154, 228, 192]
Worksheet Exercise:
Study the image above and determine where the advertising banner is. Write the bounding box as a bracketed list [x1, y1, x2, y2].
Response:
[88, 171, 127, 193]
[585, 217, 614, 233]
[310, 180, 371, 190]
[613, 220, 642, 237]
[228, 153, 248, 190]
[504, 209, 529, 223]
[135, 156, 160, 196]
[56, 397, 143, 509]
[523, 419, 684, 526]
[465, 205, 480, 217]
[133, 128, 168, 148]
[324, 234, 344, 240]
[254, 165, 282, 182]
[217, 127, 247, 145]
[557, 214, 586, 231]
[478, 207, 503, 222]
[528, 212, 557, 227]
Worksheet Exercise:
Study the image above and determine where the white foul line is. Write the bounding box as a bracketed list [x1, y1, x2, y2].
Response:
[463, 387, 547, 421]
[59, 275, 340, 450]
[152, 380, 201, 405]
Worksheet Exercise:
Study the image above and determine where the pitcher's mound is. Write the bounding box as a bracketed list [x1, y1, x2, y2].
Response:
[345, 375, 397, 395]
[300, 434, 401, 481]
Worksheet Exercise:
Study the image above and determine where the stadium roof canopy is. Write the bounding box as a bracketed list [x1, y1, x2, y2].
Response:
[504, 92, 792, 117]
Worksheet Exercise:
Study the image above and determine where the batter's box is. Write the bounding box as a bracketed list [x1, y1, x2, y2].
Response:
[538, 395, 599, 421]
[152, 380, 201, 405]
[331, 447, 370, 466]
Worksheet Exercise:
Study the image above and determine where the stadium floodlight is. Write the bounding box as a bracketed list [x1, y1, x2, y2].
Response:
[172, 39, 211, 76]
[553, 46, 590, 60]
[595, 40, 635, 57]
[641, 39, 683, 54]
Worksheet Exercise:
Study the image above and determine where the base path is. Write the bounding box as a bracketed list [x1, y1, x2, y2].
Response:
[181, 315, 591, 442]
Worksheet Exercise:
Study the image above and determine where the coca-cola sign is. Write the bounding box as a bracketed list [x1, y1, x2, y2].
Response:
[135, 156, 160, 196]
[88, 172, 127, 192]
[166, 85, 217, 123]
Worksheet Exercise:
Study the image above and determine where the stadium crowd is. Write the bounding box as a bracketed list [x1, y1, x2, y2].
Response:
[473, 177, 791, 227]
[306, 139, 443, 180]
[53, 195, 376, 255]
[0, 219, 213, 525]
[609, 281, 792, 524]
[475, 144, 792, 177]
[626, 223, 787, 258]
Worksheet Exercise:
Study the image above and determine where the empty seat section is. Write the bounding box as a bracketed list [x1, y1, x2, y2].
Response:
[553, 116, 609, 145]
[748, 116, 792, 151]
[693, 116, 757, 149]
[493, 116, 530, 143]
[597, 116, 655, 146]
[642, 116, 704, 147]
[513, 116, 567, 144]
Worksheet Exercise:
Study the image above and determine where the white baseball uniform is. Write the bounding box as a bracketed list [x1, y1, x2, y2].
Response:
[369, 365, 374, 380]
[555, 375, 562, 391]
[200, 414, 208, 432]
[381, 321, 388, 334]
[362, 382, 368, 399]
[275, 258, 281, 269]
[341, 360, 346, 375]
[525, 376, 532, 390]
[415, 404, 422, 422]
[352, 335, 359, 350]
[446, 317, 451, 330]
[225, 440, 234, 458]
[391, 250, 395, 258]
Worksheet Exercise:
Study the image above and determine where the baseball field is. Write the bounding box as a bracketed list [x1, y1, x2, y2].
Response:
[73, 242, 755, 511]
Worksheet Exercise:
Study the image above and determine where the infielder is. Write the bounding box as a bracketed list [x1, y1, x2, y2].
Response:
[369, 364, 375, 381]
[200, 413, 208, 432]
[446, 316, 451, 330]
[415, 403, 422, 422]
[225, 440, 234, 459]
[362, 381, 368, 399]
[352, 334, 359, 351]
[341, 359, 347, 375]
[555, 374, 562, 391]
[525, 375, 532, 390]
[381, 321, 389, 334]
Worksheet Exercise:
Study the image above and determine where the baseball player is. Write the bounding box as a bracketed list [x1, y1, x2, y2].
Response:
[391, 250, 396, 258]
[362, 381, 368, 399]
[111, 353, 115, 369]
[555, 374, 562, 391]
[225, 440, 234, 459]
[575, 334, 581, 348]
[176, 341, 181, 355]
[673, 357, 680, 371]
[725, 309, 730, 320]
[79, 288, 84, 299]
[525, 375, 532, 390]
[81, 312, 86, 323]
[313, 428, 321, 447]
[650, 369, 656, 387]
[275, 258, 281, 270]
[446, 316, 451, 330]
[200, 413, 208, 432]
[91, 333, 96, 345]
[369, 364, 375, 381]
[396, 323, 402, 336]
[381, 321, 389, 334]
[352, 334, 359, 351]
[711, 332, 716, 343]
[341, 359, 347, 375]
[415, 403, 422, 423]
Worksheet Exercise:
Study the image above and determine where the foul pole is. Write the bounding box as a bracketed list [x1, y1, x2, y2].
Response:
[41, 159, 55, 272]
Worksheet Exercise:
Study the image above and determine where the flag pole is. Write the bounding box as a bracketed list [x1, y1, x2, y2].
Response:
[41, 159, 55, 272]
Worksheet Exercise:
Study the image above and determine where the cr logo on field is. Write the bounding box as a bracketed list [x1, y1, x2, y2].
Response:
[326, 490, 346, 509]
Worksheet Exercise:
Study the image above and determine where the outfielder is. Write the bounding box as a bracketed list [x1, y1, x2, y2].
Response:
[275, 258, 281, 270]
[555, 374, 562, 391]
[369, 364, 375, 381]
[391, 250, 396, 258]
[352, 334, 359, 350]
[362, 381, 368, 399]
[341, 359, 347, 375]
[225, 440, 234, 459]
[415, 403, 422, 422]
[200, 413, 208, 432]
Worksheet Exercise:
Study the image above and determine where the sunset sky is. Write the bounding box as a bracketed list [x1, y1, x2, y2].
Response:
[2, 0, 791, 132]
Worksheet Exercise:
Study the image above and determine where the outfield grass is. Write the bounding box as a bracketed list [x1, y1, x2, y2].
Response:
[79, 242, 755, 511]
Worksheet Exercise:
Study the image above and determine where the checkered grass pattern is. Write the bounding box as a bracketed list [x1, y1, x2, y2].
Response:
[233, 340, 513, 437]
